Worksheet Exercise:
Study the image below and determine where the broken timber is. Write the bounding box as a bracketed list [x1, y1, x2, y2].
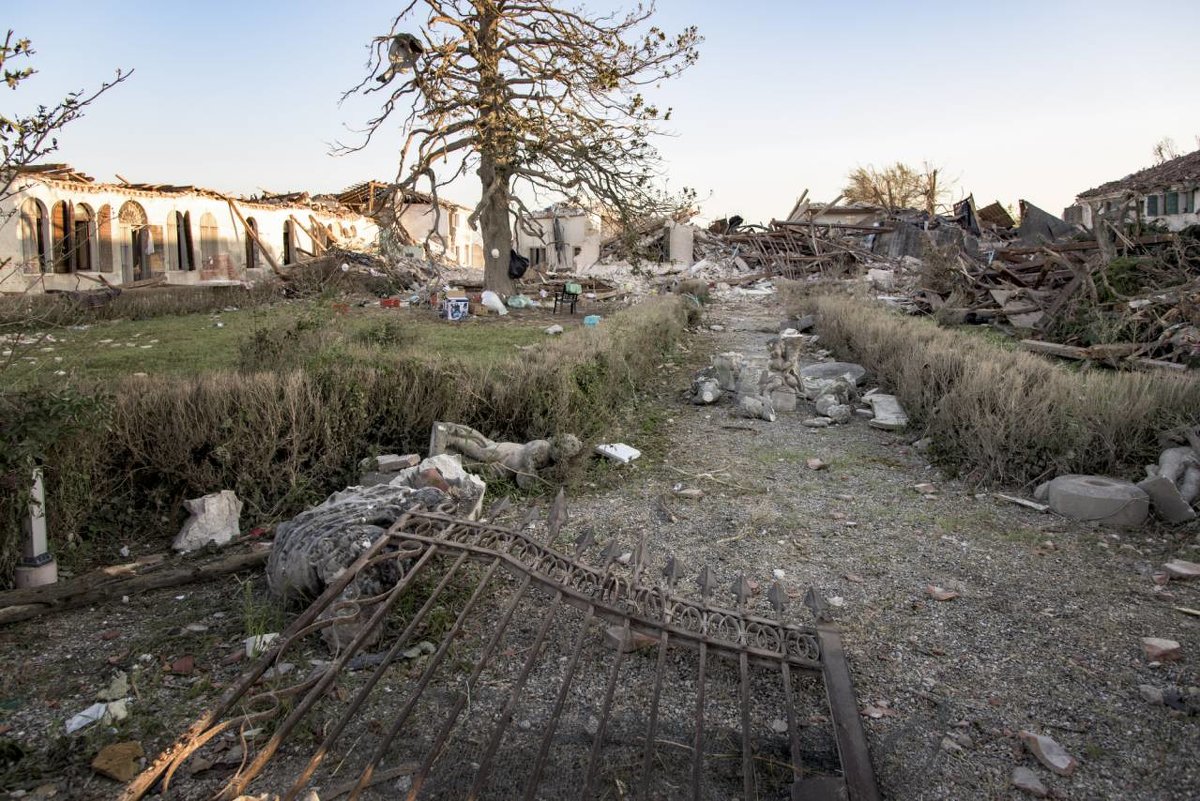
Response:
[125, 508, 881, 801]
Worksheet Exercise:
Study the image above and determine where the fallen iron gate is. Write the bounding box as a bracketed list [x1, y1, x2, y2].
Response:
[125, 509, 881, 801]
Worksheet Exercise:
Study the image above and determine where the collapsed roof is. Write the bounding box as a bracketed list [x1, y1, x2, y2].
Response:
[1077, 148, 1200, 199]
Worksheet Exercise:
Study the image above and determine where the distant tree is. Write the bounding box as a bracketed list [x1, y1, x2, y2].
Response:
[1, 31, 130, 293]
[1152, 136, 1181, 165]
[343, 1, 701, 293]
[843, 161, 949, 215]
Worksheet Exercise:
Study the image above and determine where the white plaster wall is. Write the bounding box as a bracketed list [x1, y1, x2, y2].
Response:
[516, 212, 602, 271]
[397, 203, 483, 267]
[1, 178, 379, 294]
[667, 222, 695, 267]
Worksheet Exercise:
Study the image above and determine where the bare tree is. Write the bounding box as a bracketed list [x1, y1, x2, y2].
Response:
[1, 31, 130, 301]
[1152, 136, 1181, 165]
[843, 161, 949, 215]
[342, 1, 701, 293]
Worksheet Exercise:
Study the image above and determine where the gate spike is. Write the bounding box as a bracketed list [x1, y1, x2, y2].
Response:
[767, 581, 786, 615]
[804, 587, 830, 623]
[573, 528, 595, 554]
[521, 506, 539, 531]
[547, 488, 567, 541]
[599, 539, 621, 567]
[731, 575, 752, 606]
[662, 556, 683, 587]
[697, 565, 714, 600]
[484, 496, 512, 522]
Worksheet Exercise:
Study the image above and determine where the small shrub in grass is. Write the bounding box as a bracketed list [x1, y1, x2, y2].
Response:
[0, 297, 688, 581]
[787, 289, 1200, 485]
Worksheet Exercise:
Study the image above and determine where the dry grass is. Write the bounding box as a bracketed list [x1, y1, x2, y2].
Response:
[0, 297, 688, 579]
[784, 287, 1200, 485]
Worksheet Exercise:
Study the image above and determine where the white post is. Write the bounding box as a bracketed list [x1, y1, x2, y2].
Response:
[15, 466, 57, 588]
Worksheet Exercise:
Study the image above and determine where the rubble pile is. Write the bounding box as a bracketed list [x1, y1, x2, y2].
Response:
[688, 317, 908, 431]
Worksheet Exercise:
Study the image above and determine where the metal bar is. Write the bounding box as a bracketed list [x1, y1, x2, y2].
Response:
[690, 642, 707, 800]
[818, 625, 881, 801]
[348, 557, 505, 801]
[122, 528, 401, 801]
[637, 628, 670, 797]
[403, 571, 535, 801]
[580, 617, 629, 798]
[466, 593, 563, 800]
[220, 545, 443, 800]
[781, 663, 804, 800]
[282, 548, 470, 801]
[738, 649, 755, 799]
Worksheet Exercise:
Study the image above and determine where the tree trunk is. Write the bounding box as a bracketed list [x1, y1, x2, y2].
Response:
[478, 154, 515, 295]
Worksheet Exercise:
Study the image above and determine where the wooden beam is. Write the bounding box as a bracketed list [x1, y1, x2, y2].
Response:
[224, 198, 286, 278]
[290, 214, 327, 255]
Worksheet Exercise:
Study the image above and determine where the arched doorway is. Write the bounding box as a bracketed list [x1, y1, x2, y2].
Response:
[19, 198, 49, 273]
[165, 211, 194, 271]
[199, 212, 220, 265]
[50, 201, 73, 273]
[118, 201, 150, 281]
[74, 203, 96, 272]
[282, 219, 295, 265]
[245, 217, 259, 269]
[97, 205, 114, 272]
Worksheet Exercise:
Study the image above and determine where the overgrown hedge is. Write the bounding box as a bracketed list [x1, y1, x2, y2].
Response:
[0, 296, 687, 581]
[788, 289, 1200, 486]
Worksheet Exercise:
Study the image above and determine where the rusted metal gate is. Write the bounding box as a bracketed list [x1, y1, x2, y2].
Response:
[124, 507, 880, 801]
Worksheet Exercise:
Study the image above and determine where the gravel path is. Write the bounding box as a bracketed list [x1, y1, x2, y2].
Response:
[560, 291, 1200, 800]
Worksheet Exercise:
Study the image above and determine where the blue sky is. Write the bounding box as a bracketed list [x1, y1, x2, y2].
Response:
[7, 1, 1200, 223]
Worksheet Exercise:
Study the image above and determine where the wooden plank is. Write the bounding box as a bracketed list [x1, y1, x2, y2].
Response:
[1021, 339, 1090, 361]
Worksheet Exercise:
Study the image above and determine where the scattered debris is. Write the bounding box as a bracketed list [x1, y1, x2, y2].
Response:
[92, 741, 145, 783]
[1163, 559, 1200, 580]
[864, 393, 909, 431]
[1141, 637, 1182, 662]
[926, 585, 959, 602]
[172, 490, 243, 553]
[595, 443, 642, 464]
[1019, 730, 1078, 776]
[806, 458, 827, 471]
[1011, 766, 1049, 797]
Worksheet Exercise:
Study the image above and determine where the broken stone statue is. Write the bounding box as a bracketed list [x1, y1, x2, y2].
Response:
[267, 483, 453, 650]
[173, 490, 242, 553]
[691, 370, 722, 405]
[1137, 443, 1199, 523]
[430, 421, 582, 490]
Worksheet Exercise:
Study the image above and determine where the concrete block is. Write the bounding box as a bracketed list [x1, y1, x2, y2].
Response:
[1046, 475, 1149, 528]
[799, 361, 866, 386]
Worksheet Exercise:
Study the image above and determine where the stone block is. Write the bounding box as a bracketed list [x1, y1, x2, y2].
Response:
[1046, 475, 1149, 528]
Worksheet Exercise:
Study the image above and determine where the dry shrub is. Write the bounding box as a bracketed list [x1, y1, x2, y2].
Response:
[799, 294, 1200, 485]
[0, 296, 687, 575]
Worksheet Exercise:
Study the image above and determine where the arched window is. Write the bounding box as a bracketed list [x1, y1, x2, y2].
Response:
[18, 198, 49, 273]
[97, 205, 114, 272]
[50, 200, 73, 273]
[118, 201, 151, 281]
[74, 203, 95, 272]
[199, 212, 220, 264]
[282, 219, 295, 265]
[245, 217, 259, 269]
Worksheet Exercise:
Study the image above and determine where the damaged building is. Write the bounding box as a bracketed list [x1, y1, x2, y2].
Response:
[515, 203, 696, 272]
[1066, 147, 1200, 231]
[1, 167, 487, 294]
